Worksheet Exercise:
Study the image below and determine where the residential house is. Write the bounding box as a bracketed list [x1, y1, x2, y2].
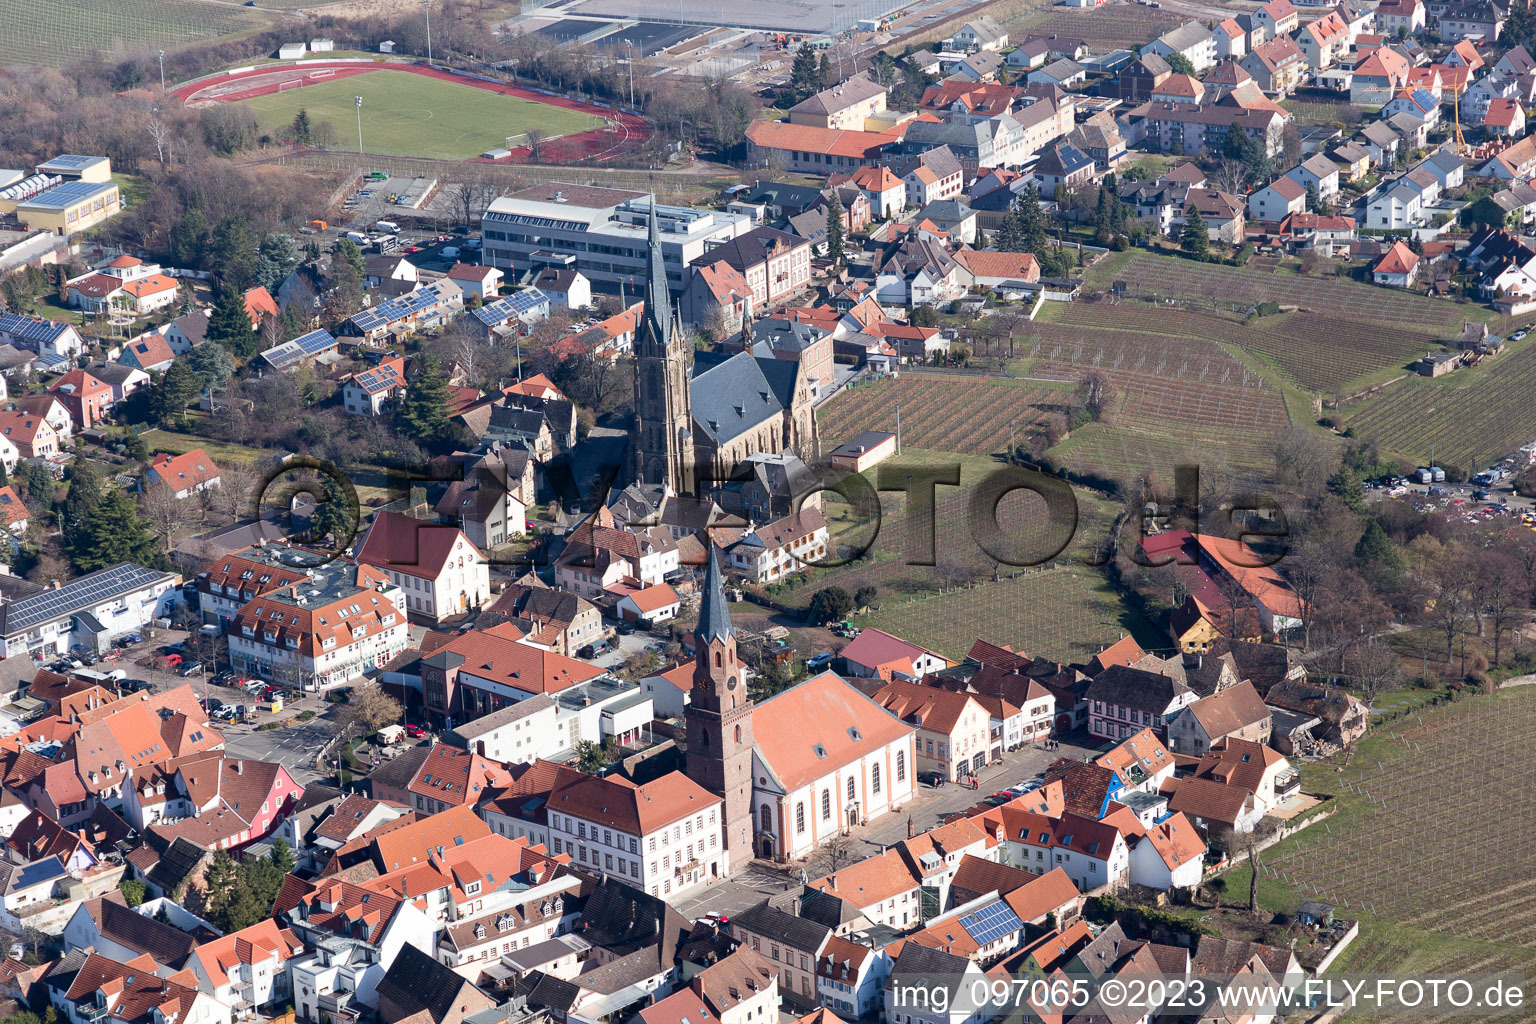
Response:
[950, 17, 1009, 52]
[697, 227, 813, 309]
[1299, 9, 1351, 68]
[1167, 681, 1272, 755]
[186, 918, 305, 1014]
[953, 250, 1041, 289]
[1286, 153, 1342, 199]
[1027, 58, 1087, 89]
[342, 356, 408, 416]
[0, 410, 58, 461]
[482, 577, 601, 656]
[1085, 664, 1197, 742]
[951, 51, 1005, 82]
[146, 448, 221, 499]
[1351, 46, 1411, 105]
[1254, 0, 1300, 39]
[1436, 0, 1503, 42]
[1150, 72, 1205, 105]
[1241, 35, 1307, 94]
[354, 511, 491, 624]
[1146, 21, 1219, 72]
[1184, 188, 1246, 243]
[893, 148, 965, 207]
[48, 369, 113, 430]
[1486, 96, 1526, 133]
[1033, 142, 1095, 191]
[1247, 176, 1307, 223]
[842, 628, 950, 682]
[1376, 0, 1427, 33]
[872, 680, 990, 781]
[1111, 53, 1173, 101]
[719, 509, 829, 584]
[0, 314, 84, 359]
[445, 262, 503, 302]
[65, 257, 179, 316]
[745, 121, 904, 174]
[1143, 104, 1286, 157]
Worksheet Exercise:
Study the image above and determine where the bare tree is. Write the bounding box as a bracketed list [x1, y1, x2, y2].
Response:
[146, 118, 172, 164]
[449, 176, 503, 228]
[212, 462, 260, 522]
[349, 683, 403, 735]
[1431, 559, 1474, 662]
[139, 484, 192, 552]
[524, 128, 546, 163]
[1346, 636, 1401, 703]
[1479, 550, 1527, 666]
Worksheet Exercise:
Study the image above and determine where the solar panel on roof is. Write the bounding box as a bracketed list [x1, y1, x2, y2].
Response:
[959, 901, 1023, 946]
[8, 562, 170, 631]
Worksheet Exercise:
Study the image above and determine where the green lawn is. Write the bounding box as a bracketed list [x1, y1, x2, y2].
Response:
[238, 71, 595, 159]
[8, 0, 264, 68]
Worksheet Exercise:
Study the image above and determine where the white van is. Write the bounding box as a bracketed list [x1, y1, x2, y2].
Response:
[441, 246, 460, 260]
[375, 219, 401, 234]
[346, 231, 370, 245]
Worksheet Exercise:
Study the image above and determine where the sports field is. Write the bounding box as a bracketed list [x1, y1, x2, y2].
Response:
[8, 0, 261, 68]
[239, 70, 596, 160]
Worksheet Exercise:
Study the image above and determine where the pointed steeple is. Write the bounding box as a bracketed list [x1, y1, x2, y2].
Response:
[641, 196, 673, 348]
[697, 543, 734, 646]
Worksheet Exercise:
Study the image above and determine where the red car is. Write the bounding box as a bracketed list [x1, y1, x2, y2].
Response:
[406, 245, 420, 253]
[406, 724, 427, 738]
[158, 654, 183, 668]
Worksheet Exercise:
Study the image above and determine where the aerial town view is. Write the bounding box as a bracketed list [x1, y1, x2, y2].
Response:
[2, 0, 1536, 1019]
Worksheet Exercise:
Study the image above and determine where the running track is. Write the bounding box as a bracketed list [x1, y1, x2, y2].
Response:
[173, 60, 651, 164]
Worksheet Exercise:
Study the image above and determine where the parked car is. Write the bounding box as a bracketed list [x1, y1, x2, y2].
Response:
[406, 723, 428, 738]
[158, 654, 183, 669]
[178, 661, 203, 677]
[919, 771, 946, 788]
[580, 638, 616, 658]
[805, 653, 834, 671]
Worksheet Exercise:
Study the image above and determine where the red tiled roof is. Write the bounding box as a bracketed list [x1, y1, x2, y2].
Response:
[150, 448, 222, 490]
[746, 119, 905, 160]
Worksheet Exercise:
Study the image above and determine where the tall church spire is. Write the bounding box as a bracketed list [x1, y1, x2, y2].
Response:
[696, 544, 734, 646]
[640, 196, 672, 349]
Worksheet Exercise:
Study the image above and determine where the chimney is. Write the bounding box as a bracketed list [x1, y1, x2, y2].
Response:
[231, 761, 243, 775]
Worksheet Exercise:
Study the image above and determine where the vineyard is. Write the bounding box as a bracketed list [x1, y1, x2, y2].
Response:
[8, 0, 263, 67]
[1046, 420, 1276, 477]
[818, 374, 1068, 456]
[1087, 251, 1478, 331]
[1245, 689, 1536, 1017]
[852, 564, 1141, 664]
[770, 451, 1123, 610]
[1025, 318, 1290, 433]
[1010, 5, 1183, 47]
[1343, 337, 1536, 467]
[1045, 290, 1453, 395]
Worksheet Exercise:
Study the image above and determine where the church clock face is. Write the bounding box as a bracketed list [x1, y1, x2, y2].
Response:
[727, 674, 737, 689]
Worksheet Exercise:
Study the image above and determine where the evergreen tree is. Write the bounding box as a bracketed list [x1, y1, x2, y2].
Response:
[179, 288, 197, 315]
[269, 837, 296, 875]
[199, 850, 240, 927]
[291, 108, 313, 145]
[1103, 173, 1123, 231]
[205, 285, 260, 358]
[306, 474, 359, 546]
[1181, 206, 1209, 257]
[150, 361, 203, 426]
[1019, 187, 1049, 254]
[189, 339, 236, 390]
[61, 463, 103, 534]
[278, 303, 311, 342]
[333, 238, 366, 278]
[996, 198, 1027, 252]
[1165, 52, 1196, 75]
[73, 490, 160, 572]
[256, 233, 302, 291]
[19, 463, 53, 512]
[395, 356, 453, 447]
[1305, 181, 1320, 214]
[790, 45, 820, 101]
[170, 207, 211, 270]
[211, 216, 259, 289]
[1354, 519, 1403, 581]
[825, 191, 845, 266]
[1327, 466, 1366, 514]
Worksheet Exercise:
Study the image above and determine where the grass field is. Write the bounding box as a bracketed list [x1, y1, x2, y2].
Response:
[6, 0, 264, 67]
[1222, 687, 1536, 1017]
[852, 564, 1152, 665]
[238, 71, 595, 159]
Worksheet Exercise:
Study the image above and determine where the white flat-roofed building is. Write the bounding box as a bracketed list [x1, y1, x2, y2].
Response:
[480, 183, 754, 294]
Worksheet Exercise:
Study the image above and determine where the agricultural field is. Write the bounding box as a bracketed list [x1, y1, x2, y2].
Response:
[1025, 314, 1290, 432]
[1009, 5, 1184, 48]
[6, 0, 264, 67]
[238, 71, 594, 159]
[817, 374, 1070, 457]
[1229, 688, 1536, 1017]
[1237, 310, 1440, 394]
[1046, 420, 1278, 479]
[1087, 250, 1480, 332]
[769, 450, 1122, 610]
[1281, 96, 1367, 126]
[852, 564, 1148, 665]
[1342, 335, 1536, 468]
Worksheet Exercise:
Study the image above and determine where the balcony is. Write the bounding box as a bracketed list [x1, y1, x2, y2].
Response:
[1275, 769, 1301, 799]
[80, 1004, 111, 1024]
